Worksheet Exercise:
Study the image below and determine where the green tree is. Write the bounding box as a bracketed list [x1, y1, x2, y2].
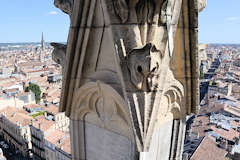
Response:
[200, 70, 204, 79]
[26, 83, 42, 104]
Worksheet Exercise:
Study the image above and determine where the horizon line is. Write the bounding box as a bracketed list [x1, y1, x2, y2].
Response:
[0, 41, 67, 44]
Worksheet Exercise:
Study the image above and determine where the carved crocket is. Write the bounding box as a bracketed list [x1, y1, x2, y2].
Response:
[54, 0, 74, 16]
[50, 42, 67, 73]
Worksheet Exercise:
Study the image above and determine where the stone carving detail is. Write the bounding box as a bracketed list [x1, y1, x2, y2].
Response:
[113, 0, 129, 23]
[163, 84, 185, 120]
[126, 43, 162, 92]
[198, 0, 207, 12]
[50, 42, 67, 73]
[124, 67, 184, 151]
[54, 0, 74, 16]
[53, 0, 199, 158]
[113, 0, 167, 24]
[110, 0, 186, 151]
[111, 0, 169, 50]
[71, 81, 133, 139]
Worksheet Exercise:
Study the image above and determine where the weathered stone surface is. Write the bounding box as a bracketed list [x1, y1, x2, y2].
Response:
[72, 121, 136, 160]
[51, 42, 67, 73]
[53, 0, 199, 159]
[54, 0, 74, 16]
[198, 0, 207, 12]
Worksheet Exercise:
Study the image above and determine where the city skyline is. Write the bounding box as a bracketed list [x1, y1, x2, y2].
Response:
[199, 0, 240, 44]
[0, 0, 69, 43]
[0, 0, 240, 43]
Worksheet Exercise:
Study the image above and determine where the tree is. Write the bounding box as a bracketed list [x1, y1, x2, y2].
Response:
[200, 70, 204, 79]
[26, 83, 42, 104]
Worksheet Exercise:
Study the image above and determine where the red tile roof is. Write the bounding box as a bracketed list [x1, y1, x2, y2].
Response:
[32, 115, 55, 132]
[0, 107, 33, 126]
[191, 115, 210, 137]
[57, 136, 71, 155]
[45, 129, 65, 144]
[190, 137, 227, 160]
[210, 126, 239, 142]
[43, 104, 59, 115]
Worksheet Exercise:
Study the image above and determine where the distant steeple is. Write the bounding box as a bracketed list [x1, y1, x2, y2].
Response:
[40, 32, 45, 62]
[41, 32, 45, 51]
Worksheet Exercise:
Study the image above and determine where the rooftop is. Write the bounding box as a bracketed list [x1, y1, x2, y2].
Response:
[190, 137, 227, 160]
[45, 129, 65, 145]
[0, 107, 33, 126]
[43, 104, 59, 115]
[56, 135, 71, 155]
[32, 115, 55, 132]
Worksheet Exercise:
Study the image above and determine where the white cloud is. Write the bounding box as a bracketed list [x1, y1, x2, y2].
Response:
[226, 17, 240, 21]
[48, 11, 58, 15]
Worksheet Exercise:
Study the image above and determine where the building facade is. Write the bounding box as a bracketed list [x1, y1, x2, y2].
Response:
[0, 107, 32, 157]
[44, 129, 71, 160]
[30, 116, 55, 160]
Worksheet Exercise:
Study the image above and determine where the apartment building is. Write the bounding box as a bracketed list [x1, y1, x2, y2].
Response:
[0, 107, 33, 157]
[43, 104, 69, 132]
[30, 115, 55, 160]
[44, 129, 71, 160]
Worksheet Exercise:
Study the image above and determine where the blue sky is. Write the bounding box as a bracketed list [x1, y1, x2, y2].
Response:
[199, 0, 240, 44]
[0, 0, 239, 43]
[0, 0, 70, 43]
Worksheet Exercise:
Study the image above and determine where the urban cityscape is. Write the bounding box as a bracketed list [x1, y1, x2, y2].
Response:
[184, 44, 240, 160]
[1, 36, 240, 159]
[0, 34, 70, 160]
[0, 0, 240, 160]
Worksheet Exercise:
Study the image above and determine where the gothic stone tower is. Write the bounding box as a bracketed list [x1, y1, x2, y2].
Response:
[52, 0, 201, 159]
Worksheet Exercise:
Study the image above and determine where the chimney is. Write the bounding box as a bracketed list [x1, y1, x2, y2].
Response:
[44, 112, 47, 118]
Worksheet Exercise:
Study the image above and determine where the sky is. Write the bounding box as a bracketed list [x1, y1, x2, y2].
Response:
[199, 0, 240, 44]
[0, 0, 70, 43]
[0, 0, 239, 43]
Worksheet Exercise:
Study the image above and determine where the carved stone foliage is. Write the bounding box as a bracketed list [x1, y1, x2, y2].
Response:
[198, 0, 207, 12]
[70, 81, 134, 140]
[113, 0, 167, 24]
[110, 0, 169, 53]
[54, 0, 74, 16]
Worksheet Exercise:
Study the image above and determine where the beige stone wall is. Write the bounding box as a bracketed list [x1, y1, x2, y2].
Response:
[55, 112, 69, 132]
[0, 116, 31, 157]
[30, 127, 45, 159]
[0, 98, 24, 109]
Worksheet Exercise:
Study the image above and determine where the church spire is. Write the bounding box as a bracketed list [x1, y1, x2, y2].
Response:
[41, 32, 45, 50]
[40, 32, 45, 62]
